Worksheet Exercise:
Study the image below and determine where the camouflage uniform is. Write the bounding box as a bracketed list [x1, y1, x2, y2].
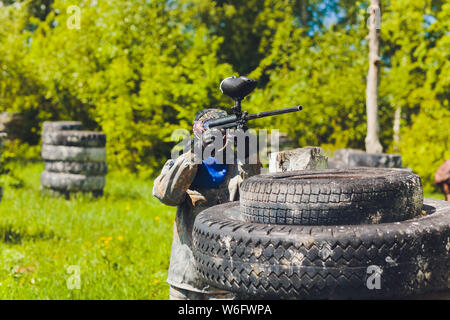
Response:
[152, 151, 261, 299]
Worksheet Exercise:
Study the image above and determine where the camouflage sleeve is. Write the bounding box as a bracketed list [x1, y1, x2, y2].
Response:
[152, 152, 199, 206]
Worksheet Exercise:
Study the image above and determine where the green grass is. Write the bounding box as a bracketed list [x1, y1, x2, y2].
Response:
[0, 161, 446, 299]
[0, 161, 175, 299]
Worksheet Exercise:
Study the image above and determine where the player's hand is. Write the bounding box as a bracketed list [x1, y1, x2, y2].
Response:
[202, 128, 224, 148]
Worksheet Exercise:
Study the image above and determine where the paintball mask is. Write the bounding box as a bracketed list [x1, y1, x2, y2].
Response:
[193, 109, 228, 140]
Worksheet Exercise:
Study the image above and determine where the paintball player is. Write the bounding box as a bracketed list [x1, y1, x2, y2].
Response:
[152, 108, 261, 300]
[435, 159, 450, 201]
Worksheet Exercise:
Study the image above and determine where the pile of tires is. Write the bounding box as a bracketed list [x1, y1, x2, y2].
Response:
[193, 168, 450, 299]
[328, 148, 403, 169]
[41, 121, 107, 197]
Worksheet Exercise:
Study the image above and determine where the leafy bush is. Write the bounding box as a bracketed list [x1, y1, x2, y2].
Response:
[400, 106, 450, 193]
[0, 0, 233, 175]
[0, 139, 40, 188]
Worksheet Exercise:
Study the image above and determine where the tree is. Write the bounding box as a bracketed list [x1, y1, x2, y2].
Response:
[365, 0, 383, 154]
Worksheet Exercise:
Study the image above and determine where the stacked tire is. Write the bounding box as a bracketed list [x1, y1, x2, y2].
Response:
[41, 121, 107, 197]
[328, 148, 403, 169]
[193, 168, 450, 299]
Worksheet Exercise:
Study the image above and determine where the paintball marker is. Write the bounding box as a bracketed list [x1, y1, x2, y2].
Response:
[204, 76, 302, 130]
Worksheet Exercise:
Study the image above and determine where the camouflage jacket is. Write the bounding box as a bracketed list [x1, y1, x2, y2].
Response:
[152, 152, 261, 293]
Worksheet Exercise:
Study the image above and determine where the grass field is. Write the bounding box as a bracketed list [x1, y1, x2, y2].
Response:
[0, 161, 445, 299]
[0, 161, 175, 299]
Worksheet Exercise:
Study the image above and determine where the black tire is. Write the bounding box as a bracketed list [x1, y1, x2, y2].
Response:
[193, 199, 450, 299]
[240, 168, 423, 225]
[42, 131, 106, 148]
[42, 121, 83, 133]
[41, 187, 104, 199]
[41, 171, 105, 191]
[332, 149, 403, 168]
[44, 161, 108, 175]
[41, 145, 106, 162]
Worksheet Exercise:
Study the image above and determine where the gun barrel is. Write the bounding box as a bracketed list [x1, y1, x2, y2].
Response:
[206, 105, 302, 129]
[206, 115, 238, 128]
[247, 105, 302, 121]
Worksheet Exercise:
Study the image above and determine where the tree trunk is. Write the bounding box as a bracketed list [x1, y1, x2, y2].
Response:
[393, 105, 401, 152]
[365, 0, 383, 154]
[300, 0, 308, 27]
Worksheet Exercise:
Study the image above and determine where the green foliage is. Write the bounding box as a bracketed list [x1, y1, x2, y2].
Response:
[182, 0, 311, 75]
[246, 16, 376, 151]
[0, 139, 40, 189]
[0, 0, 233, 175]
[400, 107, 450, 193]
[381, 0, 450, 190]
[380, 0, 448, 124]
[0, 0, 54, 21]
